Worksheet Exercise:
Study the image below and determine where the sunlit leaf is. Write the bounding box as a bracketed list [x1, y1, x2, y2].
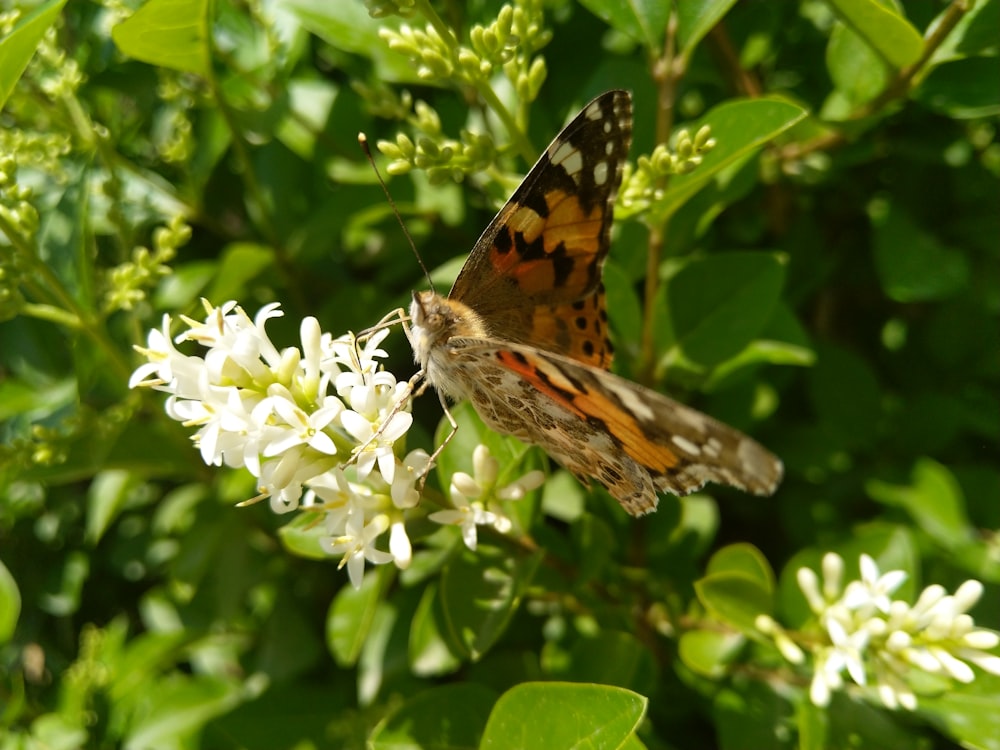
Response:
[112, 0, 210, 75]
[481, 682, 647, 750]
[826, 0, 923, 69]
[0, 0, 68, 110]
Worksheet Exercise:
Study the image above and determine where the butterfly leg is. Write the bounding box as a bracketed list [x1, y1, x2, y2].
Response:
[413, 389, 459, 492]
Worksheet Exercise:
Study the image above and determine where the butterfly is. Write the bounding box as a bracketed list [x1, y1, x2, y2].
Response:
[408, 90, 782, 516]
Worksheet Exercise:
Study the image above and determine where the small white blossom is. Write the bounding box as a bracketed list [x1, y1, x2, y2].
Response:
[341, 409, 413, 483]
[761, 552, 1000, 711]
[841, 554, 907, 614]
[428, 444, 543, 550]
[389, 519, 412, 569]
[391, 449, 432, 508]
[428, 490, 502, 551]
[322, 513, 394, 589]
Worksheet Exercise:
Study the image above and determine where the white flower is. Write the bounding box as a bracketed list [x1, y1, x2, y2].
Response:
[306, 468, 371, 529]
[427, 444, 543, 550]
[341, 409, 413, 483]
[428, 490, 502, 551]
[252, 386, 342, 457]
[323, 327, 390, 378]
[389, 519, 412, 569]
[841, 554, 907, 615]
[391, 449, 431, 508]
[129, 315, 205, 395]
[322, 513, 394, 589]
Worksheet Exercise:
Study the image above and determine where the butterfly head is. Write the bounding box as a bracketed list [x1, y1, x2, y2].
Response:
[409, 291, 489, 371]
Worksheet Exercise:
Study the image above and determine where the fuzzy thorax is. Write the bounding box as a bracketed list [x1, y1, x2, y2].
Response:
[409, 291, 490, 399]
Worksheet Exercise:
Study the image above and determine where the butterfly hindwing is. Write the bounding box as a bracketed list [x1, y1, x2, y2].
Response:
[443, 338, 783, 515]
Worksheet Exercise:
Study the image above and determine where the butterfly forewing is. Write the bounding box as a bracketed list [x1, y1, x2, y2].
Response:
[449, 91, 632, 322]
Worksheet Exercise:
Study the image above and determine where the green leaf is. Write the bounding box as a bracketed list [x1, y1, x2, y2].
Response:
[654, 98, 806, 221]
[678, 629, 745, 678]
[603, 260, 643, 351]
[661, 252, 785, 369]
[796, 699, 829, 750]
[707, 543, 775, 594]
[676, 0, 739, 57]
[541, 469, 588, 522]
[873, 204, 970, 302]
[85, 470, 137, 544]
[28, 715, 89, 750]
[369, 683, 498, 750]
[111, 0, 210, 76]
[111, 629, 190, 697]
[920, 674, 1000, 750]
[826, 0, 924, 69]
[0, 376, 75, 422]
[703, 302, 816, 390]
[409, 582, 461, 676]
[205, 243, 277, 304]
[0, 557, 21, 644]
[38, 163, 94, 312]
[277, 513, 329, 560]
[826, 21, 891, 108]
[866, 458, 971, 548]
[326, 566, 391, 667]
[566, 631, 657, 693]
[357, 596, 404, 706]
[40, 550, 89, 617]
[915, 57, 1000, 119]
[439, 545, 542, 660]
[570, 513, 617, 584]
[480, 682, 647, 750]
[281, 0, 417, 82]
[577, 0, 669, 52]
[0, 0, 68, 111]
[714, 683, 792, 750]
[806, 343, 881, 450]
[695, 572, 773, 633]
[123, 675, 244, 749]
[929, 0, 1000, 64]
[434, 401, 533, 493]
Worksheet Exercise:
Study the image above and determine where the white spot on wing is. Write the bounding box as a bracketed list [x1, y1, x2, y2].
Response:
[549, 140, 583, 176]
[671, 435, 702, 456]
[593, 161, 608, 186]
[605, 380, 655, 421]
[703, 437, 723, 458]
[585, 101, 602, 120]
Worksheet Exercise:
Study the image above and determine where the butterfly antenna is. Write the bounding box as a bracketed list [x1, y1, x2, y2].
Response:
[358, 133, 435, 293]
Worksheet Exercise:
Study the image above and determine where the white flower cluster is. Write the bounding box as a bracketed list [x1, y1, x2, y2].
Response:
[757, 553, 1000, 710]
[130, 300, 542, 587]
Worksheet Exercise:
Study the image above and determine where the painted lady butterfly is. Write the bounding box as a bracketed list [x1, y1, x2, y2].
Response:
[409, 90, 783, 515]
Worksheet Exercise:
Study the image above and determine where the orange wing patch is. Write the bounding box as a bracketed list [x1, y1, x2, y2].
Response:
[494, 349, 681, 475]
[487, 191, 605, 299]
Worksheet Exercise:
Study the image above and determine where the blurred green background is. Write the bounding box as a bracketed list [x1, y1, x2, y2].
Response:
[1, 0, 998, 748]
